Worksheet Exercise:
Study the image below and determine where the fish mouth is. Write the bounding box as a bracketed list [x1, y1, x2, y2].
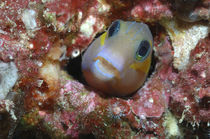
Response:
[93, 56, 121, 80]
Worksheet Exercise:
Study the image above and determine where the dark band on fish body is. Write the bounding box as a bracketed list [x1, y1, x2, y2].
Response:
[108, 20, 120, 37]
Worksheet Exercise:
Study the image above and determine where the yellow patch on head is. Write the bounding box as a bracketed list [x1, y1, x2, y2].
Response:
[129, 55, 151, 73]
[100, 32, 107, 46]
[149, 40, 153, 47]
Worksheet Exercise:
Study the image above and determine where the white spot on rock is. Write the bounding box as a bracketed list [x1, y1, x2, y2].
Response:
[97, 0, 110, 13]
[59, 45, 68, 61]
[0, 61, 18, 100]
[71, 49, 80, 58]
[35, 61, 43, 67]
[21, 9, 37, 30]
[0, 39, 3, 52]
[29, 43, 34, 49]
[149, 98, 154, 103]
[80, 15, 96, 37]
[200, 71, 206, 78]
[78, 11, 83, 20]
[0, 29, 8, 35]
[163, 111, 182, 138]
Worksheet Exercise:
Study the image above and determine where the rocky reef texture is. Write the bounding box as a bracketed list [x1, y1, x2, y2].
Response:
[170, 36, 210, 124]
[0, 61, 18, 100]
[174, 0, 210, 22]
[0, 0, 209, 138]
[160, 20, 209, 70]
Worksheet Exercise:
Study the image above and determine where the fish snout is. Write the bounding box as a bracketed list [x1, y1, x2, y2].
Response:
[92, 55, 123, 81]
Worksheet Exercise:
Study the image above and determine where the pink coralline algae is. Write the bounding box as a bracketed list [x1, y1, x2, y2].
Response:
[0, 0, 209, 138]
[23, 34, 176, 138]
[130, 71, 170, 118]
[131, 0, 173, 22]
[37, 76, 167, 138]
[169, 36, 210, 123]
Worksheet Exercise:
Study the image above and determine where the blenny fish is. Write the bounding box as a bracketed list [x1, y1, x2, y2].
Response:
[82, 20, 153, 96]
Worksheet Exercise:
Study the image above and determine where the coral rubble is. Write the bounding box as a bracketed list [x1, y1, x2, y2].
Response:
[0, 0, 209, 138]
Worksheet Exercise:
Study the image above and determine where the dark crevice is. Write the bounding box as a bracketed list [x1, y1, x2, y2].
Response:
[61, 121, 69, 131]
[198, 123, 210, 139]
[148, 51, 157, 78]
[79, 133, 95, 139]
[199, 97, 210, 110]
[12, 124, 51, 139]
[65, 54, 86, 84]
[191, 69, 199, 77]
[180, 121, 210, 139]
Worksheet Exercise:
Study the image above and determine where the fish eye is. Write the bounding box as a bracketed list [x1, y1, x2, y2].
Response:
[135, 40, 151, 62]
[108, 20, 120, 37]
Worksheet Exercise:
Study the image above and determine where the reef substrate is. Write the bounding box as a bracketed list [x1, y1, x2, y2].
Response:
[0, 0, 209, 138]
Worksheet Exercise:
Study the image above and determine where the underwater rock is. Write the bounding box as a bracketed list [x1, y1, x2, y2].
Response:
[28, 71, 167, 138]
[160, 19, 209, 70]
[175, 0, 201, 22]
[0, 100, 17, 138]
[0, 61, 18, 100]
[175, 0, 210, 22]
[131, 0, 173, 22]
[169, 36, 210, 124]
[0, 92, 24, 138]
[0, 0, 209, 138]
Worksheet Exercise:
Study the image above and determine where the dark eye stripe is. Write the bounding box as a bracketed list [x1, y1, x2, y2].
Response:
[135, 40, 151, 62]
[108, 20, 120, 37]
[138, 41, 150, 57]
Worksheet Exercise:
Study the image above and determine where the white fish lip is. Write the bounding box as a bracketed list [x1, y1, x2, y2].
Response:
[92, 56, 121, 81]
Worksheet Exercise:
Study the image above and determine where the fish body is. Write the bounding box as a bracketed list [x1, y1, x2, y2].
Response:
[82, 20, 153, 96]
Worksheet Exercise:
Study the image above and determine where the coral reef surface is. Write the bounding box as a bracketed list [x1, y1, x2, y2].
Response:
[0, 0, 209, 138]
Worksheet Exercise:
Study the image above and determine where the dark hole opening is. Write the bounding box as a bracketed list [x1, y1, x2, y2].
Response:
[79, 133, 95, 139]
[198, 123, 210, 139]
[65, 54, 87, 84]
[13, 123, 51, 139]
[180, 121, 210, 138]
[199, 97, 210, 110]
[61, 121, 69, 131]
[148, 51, 156, 78]
[191, 69, 199, 77]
